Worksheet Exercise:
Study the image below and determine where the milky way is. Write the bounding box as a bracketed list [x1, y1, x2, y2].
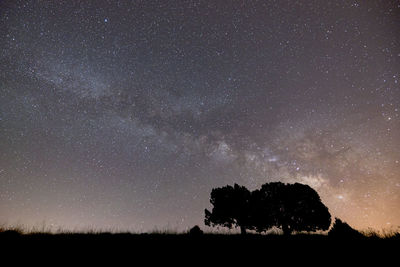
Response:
[1, 0, 399, 231]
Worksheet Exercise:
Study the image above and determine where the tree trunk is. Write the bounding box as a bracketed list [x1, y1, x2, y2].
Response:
[282, 225, 292, 236]
[240, 225, 246, 235]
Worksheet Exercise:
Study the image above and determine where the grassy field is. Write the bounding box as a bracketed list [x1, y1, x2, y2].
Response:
[1, 226, 398, 263]
[1, 225, 398, 244]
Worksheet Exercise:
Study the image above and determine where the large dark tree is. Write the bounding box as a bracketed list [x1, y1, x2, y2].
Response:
[205, 182, 331, 235]
[204, 184, 251, 234]
[254, 182, 331, 235]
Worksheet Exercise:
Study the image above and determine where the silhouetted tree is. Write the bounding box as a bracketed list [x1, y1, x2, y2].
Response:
[254, 182, 331, 235]
[205, 182, 331, 235]
[205, 184, 251, 234]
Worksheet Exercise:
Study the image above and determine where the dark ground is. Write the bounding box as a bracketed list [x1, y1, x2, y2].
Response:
[1, 231, 398, 263]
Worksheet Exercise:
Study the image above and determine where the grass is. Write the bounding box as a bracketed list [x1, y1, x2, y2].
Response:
[1, 218, 399, 242]
[361, 227, 400, 240]
[1, 223, 399, 239]
[1, 224, 398, 260]
[1, 225, 397, 264]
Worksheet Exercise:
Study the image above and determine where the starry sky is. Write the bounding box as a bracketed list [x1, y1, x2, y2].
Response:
[0, 0, 399, 232]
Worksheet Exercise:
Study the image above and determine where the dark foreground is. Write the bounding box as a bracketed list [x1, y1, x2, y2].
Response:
[1, 231, 398, 248]
[1, 231, 398, 263]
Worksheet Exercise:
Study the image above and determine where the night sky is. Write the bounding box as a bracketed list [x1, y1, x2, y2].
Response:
[1, 0, 399, 232]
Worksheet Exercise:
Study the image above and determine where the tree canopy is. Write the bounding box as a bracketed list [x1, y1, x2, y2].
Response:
[204, 184, 251, 234]
[205, 182, 331, 235]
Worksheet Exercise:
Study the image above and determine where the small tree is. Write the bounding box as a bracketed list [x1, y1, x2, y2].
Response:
[204, 184, 251, 234]
[328, 218, 364, 239]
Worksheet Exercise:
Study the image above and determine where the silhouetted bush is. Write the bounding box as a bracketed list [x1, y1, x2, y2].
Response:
[328, 218, 365, 239]
[205, 182, 331, 235]
[189, 225, 203, 236]
[0, 229, 22, 239]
